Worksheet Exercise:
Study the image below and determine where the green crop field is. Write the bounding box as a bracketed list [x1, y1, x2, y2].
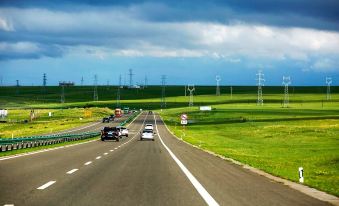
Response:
[0, 85, 338, 196]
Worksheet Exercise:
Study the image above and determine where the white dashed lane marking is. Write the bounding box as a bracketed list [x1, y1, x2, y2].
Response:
[110, 149, 114, 152]
[66, 169, 78, 174]
[104, 153, 108, 155]
[96, 156, 102, 159]
[84, 161, 92, 166]
[37, 181, 56, 190]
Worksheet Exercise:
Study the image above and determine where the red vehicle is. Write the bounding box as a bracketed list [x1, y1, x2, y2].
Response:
[115, 108, 122, 117]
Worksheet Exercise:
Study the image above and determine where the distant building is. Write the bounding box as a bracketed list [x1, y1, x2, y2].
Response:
[59, 81, 75, 86]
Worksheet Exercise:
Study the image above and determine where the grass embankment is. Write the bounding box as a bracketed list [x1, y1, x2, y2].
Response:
[160, 101, 339, 196]
[0, 136, 99, 157]
[0, 107, 114, 138]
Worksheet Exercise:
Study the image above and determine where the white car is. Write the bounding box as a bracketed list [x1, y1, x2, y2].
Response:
[145, 124, 153, 130]
[140, 129, 155, 141]
[116, 126, 128, 137]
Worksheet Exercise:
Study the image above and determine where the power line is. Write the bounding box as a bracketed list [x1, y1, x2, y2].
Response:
[161, 75, 167, 108]
[93, 74, 98, 101]
[326, 77, 332, 100]
[282, 76, 291, 108]
[256, 70, 265, 106]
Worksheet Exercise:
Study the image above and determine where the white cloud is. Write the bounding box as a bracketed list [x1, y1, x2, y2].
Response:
[0, 7, 339, 66]
[0, 17, 14, 31]
[311, 58, 338, 72]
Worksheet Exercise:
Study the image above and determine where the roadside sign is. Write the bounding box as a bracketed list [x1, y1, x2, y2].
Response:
[181, 120, 187, 125]
[181, 114, 188, 120]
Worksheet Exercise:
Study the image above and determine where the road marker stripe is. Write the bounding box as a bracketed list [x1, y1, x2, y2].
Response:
[96, 156, 101, 159]
[110, 149, 114, 152]
[4, 204, 14, 206]
[104, 152, 108, 155]
[84, 161, 92, 165]
[115, 147, 118, 149]
[37, 181, 56, 190]
[66, 169, 78, 174]
[154, 114, 219, 206]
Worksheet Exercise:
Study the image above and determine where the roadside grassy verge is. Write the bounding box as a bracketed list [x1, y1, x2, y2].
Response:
[160, 101, 339, 196]
[0, 107, 114, 138]
[0, 136, 100, 157]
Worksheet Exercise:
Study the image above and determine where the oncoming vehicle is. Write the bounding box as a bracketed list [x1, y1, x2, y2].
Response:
[140, 129, 155, 141]
[101, 127, 120, 141]
[145, 124, 153, 130]
[102, 117, 110, 123]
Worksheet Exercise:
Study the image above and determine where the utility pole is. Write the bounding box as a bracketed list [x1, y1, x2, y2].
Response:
[81, 76, 84, 86]
[61, 85, 65, 103]
[129, 69, 134, 88]
[93, 74, 98, 101]
[216, 75, 221, 96]
[116, 74, 121, 107]
[230, 86, 233, 99]
[187, 84, 195, 107]
[16, 80, 20, 94]
[144, 75, 148, 88]
[106, 80, 110, 90]
[326, 77, 332, 100]
[256, 70, 265, 106]
[161, 75, 167, 108]
[282, 76, 291, 108]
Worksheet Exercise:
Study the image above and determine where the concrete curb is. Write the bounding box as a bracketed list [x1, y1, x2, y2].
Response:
[159, 115, 339, 206]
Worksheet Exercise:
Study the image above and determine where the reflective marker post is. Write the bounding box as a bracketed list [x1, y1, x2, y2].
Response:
[299, 167, 304, 183]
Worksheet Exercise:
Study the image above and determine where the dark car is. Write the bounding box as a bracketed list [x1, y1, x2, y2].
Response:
[102, 117, 110, 123]
[109, 115, 115, 121]
[101, 127, 120, 141]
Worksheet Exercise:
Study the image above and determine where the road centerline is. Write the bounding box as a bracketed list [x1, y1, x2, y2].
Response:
[84, 161, 92, 166]
[66, 169, 78, 174]
[37, 181, 56, 190]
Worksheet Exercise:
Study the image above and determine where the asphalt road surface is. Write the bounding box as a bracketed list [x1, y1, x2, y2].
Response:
[0, 113, 331, 206]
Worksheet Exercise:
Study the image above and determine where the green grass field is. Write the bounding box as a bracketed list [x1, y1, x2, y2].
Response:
[0, 85, 338, 196]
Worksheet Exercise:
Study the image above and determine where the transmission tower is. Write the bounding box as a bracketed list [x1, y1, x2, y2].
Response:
[81, 76, 84, 86]
[42, 73, 47, 94]
[256, 70, 265, 106]
[216, 75, 221, 96]
[129, 69, 134, 88]
[326, 77, 332, 100]
[116, 75, 121, 107]
[93, 74, 98, 101]
[282, 76, 291, 108]
[60, 85, 65, 103]
[187, 84, 195, 107]
[161, 75, 167, 108]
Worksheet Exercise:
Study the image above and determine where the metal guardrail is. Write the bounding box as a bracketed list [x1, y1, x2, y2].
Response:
[0, 112, 140, 152]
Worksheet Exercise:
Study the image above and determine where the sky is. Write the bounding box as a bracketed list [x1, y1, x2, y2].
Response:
[0, 0, 338, 86]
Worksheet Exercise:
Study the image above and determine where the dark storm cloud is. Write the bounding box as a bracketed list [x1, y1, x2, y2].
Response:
[1, 0, 338, 30]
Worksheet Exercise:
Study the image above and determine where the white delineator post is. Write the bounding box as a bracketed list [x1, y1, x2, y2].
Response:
[299, 167, 304, 183]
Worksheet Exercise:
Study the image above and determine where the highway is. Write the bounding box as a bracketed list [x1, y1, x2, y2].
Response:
[0, 112, 331, 206]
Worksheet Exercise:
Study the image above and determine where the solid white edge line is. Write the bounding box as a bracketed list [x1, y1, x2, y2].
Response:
[66, 169, 78, 174]
[154, 114, 219, 206]
[37, 181, 56, 190]
[84, 161, 92, 165]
